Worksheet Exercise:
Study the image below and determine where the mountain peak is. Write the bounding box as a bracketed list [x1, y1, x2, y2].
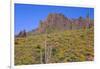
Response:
[47, 13, 67, 20]
[17, 13, 93, 36]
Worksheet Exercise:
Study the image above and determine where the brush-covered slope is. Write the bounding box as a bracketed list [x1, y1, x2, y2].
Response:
[15, 27, 94, 65]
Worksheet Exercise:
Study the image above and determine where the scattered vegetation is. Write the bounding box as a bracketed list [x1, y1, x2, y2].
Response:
[15, 27, 94, 65]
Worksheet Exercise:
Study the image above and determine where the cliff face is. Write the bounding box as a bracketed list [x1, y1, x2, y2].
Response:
[37, 13, 71, 33]
[36, 13, 93, 33]
[17, 13, 94, 37]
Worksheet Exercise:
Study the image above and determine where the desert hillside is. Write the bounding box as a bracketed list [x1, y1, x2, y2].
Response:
[15, 13, 94, 65]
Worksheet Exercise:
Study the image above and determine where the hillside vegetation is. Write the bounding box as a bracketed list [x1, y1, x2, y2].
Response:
[15, 27, 94, 65]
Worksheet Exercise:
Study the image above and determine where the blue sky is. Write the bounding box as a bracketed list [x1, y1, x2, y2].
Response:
[15, 3, 94, 35]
